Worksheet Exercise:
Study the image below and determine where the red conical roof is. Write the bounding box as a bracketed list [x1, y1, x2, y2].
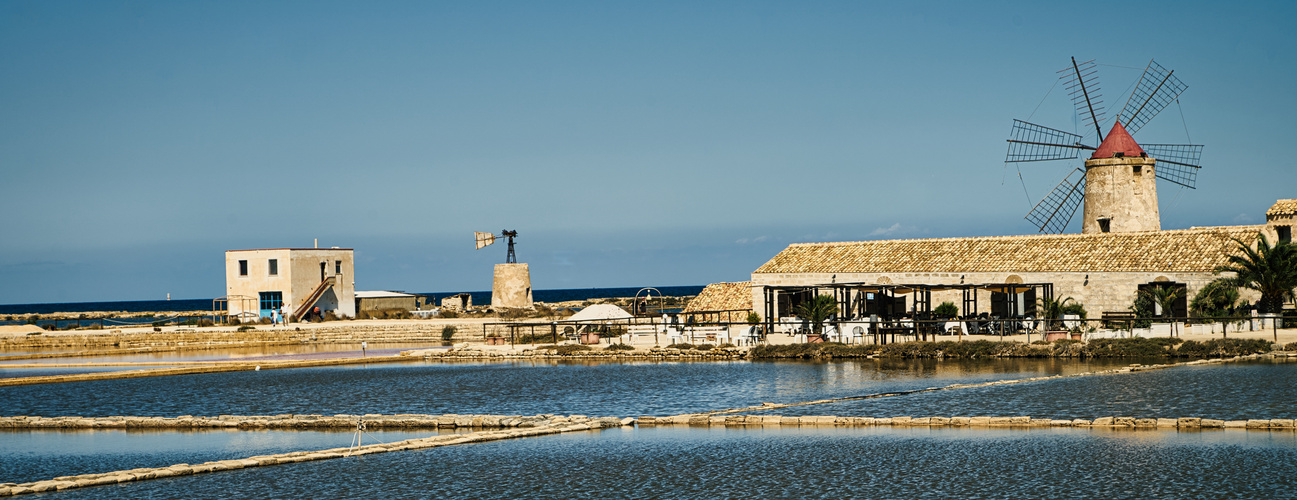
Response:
[1091, 120, 1145, 159]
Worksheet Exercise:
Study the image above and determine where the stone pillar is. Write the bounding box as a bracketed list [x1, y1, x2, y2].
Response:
[1083, 156, 1159, 234]
[492, 263, 533, 309]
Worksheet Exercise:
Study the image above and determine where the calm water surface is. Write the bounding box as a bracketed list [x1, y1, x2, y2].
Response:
[742, 359, 1297, 421]
[0, 358, 1135, 418]
[0, 428, 451, 485]
[6, 359, 1296, 498]
[47, 426, 1297, 499]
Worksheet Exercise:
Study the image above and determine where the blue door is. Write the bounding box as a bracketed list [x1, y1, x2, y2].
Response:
[259, 292, 283, 318]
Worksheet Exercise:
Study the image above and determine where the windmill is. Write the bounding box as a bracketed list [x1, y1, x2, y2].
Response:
[1006, 58, 1204, 234]
[474, 230, 519, 263]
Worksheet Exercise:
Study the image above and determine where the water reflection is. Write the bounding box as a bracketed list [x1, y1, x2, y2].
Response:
[0, 428, 457, 484]
[740, 359, 1297, 421]
[0, 358, 1143, 418]
[0, 342, 445, 365]
[44, 426, 1297, 499]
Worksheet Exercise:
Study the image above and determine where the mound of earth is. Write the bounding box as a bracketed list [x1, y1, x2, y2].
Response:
[0, 324, 45, 335]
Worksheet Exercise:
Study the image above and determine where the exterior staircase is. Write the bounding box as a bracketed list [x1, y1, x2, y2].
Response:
[292, 276, 335, 321]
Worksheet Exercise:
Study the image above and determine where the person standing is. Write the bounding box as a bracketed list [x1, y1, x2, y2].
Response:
[271, 308, 279, 326]
[281, 302, 291, 325]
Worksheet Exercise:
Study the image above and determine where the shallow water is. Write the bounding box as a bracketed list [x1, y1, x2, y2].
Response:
[0, 428, 452, 485]
[46, 426, 1297, 499]
[6, 358, 1297, 498]
[0, 342, 444, 365]
[0, 358, 1135, 418]
[739, 359, 1297, 421]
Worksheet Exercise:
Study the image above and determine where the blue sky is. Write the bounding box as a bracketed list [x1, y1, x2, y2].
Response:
[2, 1, 1294, 304]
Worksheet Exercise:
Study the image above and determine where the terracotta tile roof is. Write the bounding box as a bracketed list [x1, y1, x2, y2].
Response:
[1267, 199, 1297, 217]
[683, 282, 754, 313]
[754, 226, 1268, 275]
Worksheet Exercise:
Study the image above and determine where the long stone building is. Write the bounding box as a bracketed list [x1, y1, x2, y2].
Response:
[750, 200, 1294, 321]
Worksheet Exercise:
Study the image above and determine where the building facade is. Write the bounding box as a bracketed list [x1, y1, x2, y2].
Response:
[224, 248, 356, 321]
[751, 200, 1294, 320]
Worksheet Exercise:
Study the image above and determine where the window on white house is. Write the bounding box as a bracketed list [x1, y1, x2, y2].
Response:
[239, 260, 248, 276]
[269, 259, 278, 276]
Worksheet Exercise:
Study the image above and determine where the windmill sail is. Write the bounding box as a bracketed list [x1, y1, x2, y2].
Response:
[1142, 143, 1203, 188]
[1119, 60, 1187, 135]
[1025, 168, 1086, 234]
[1005, 120, 1089, 162]
[474, 231, 496, 249]
[1060, 58, 1105, 140]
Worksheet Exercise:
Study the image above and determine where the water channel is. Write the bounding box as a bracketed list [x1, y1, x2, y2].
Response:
[2, 355, 1295, 497]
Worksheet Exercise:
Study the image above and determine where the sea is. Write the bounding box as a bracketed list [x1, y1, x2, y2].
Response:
[0, 285, 705, 316]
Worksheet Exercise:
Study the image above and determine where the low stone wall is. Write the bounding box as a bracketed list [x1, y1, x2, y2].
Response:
[0, 415, 632, 497]
[636, 414, 1296, 429]
[0, 321, 496, 349]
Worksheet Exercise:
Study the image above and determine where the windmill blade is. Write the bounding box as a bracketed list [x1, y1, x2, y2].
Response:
[474, 231, 497, 249]
[1005, 120, 1091, 162]
[1143, 143, 1204, 189]
[1025, 168, 1086, 234]
[1119, 60, 1187, 135]
[1059, 58, 1105, 139]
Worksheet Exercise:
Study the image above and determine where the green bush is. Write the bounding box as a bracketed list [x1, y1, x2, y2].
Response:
[439, 310, 460, 319]
[1174, 338, 1271, 358]
[695, 344, 716, 351]
[746, 312, 761, 325]
[718, 343, 737, 349]
[1061, 302, 1088, 319]
[518, 333, 561, 344]
[1083, 337, 1178, 358]
[605, 343, 635, 351]
[237, 325, 255, 332]
[553, 344, 592, 355]
[1129, 294, 1155, 328]
[666, 343, 696, 350]
[441, 326, 457, 341]
[934, 302, 959, 318]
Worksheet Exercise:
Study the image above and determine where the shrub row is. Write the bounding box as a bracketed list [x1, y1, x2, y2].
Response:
[750, 338, 1276, 359]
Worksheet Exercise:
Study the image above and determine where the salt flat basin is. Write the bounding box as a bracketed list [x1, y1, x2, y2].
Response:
[0, 427, 465, 485]
[0, 358, 1139, 418]
[38, 426, 1297, 499]
[0, 342, 448, 365]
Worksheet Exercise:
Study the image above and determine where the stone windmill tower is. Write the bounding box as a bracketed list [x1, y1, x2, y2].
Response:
[1082, 120, 1159, 233]
[475, 230, 533, 309]
[1005, 58, 1204, 234]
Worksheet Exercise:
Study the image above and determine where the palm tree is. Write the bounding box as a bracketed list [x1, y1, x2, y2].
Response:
[1036, 296, 1079, 331]
[1214, 233, 1297, 314]
[1140, 286, 1184, 337]
[1141, 286, 1183, 320]
[1190, 278, 1240, 320]
[793, 294, 839, 341]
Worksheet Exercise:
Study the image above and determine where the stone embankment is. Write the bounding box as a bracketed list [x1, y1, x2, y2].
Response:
[419, 345, 744, 359]
[0, 413, 627, 430]
[0, 321, 497, 349]
[637, 414, 1296, 429]
[0, 414, 632, 497]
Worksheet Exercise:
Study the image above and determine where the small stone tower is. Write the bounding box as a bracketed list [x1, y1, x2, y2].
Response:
[1082, 121, 1160, 234]
[492, 263, 533, 309]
